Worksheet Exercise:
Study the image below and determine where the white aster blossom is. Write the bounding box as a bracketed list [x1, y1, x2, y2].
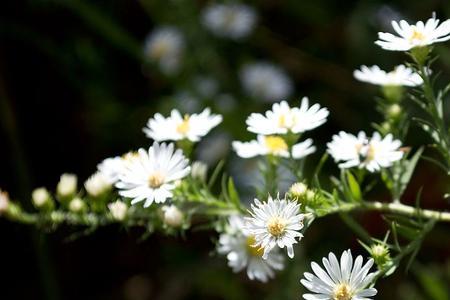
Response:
[301, 249, 377, 300]
[143, 108, 222, 142]
[84, 172, 112, 197]
[245, 196, 305, 259]
[232, 135, 315, 159]
[162, 205, 184, 227]
[218, 215, 284, 282]
[327, 131, 404, 172]
[202, 3, 257, 40]
[375, 15, 450, 51]
[246, 98, 329, 135]
[240, 62, 293, 102]
[354, 65, 423, 87]
[108, 200, 128, 221]
[144, 26, 184, 74]
[97, 152, 141, 184]
[32, 187, 51, 208]
[116, 142, 190, 207]
[56, 173, 77, 198]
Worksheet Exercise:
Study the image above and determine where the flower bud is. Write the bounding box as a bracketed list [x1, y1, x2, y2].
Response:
[370, 243, 391, 267]
[57, 173, 78, 200]
[32, 187, 54, 211]
[387, 104, 402, 119]
[108, 201, 128, 221]
[191, 161, 208, 182]
[0, 189, 10, 215]
[162, 205, 183, 227]
[84, 172, 112, 198]
[288, 182, 308, 199]
[68, 197, 86, 213]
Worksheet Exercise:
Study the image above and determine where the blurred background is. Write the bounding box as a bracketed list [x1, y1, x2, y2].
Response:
[1, 0, 450, 299]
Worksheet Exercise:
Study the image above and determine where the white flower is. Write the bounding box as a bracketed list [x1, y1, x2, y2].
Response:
[218, 215, 284, 282]
[0, 190, 10, 214]
[232, 135, 315, 159]
[246, 99, 329, 135]
[202, 3, 257, 40]
[84, 172, 112, 197]
[116, 142, 190, 207]
[327, 131, 404, 172]
[300, 249, 377, 300]
[56, 173, 77, 198]
[108, 201, 128, 221]
[97, 152, 141, 184]
[240, 62, 293, 102]
[354, 65, 423, 86]
[245, 196, 305, 259]
[32, 187, 51, 208]
[68, 197, 86, 213]
[375, 15, 450, 51]
[162, 205, 184, 227]
[144, 26, 184, 74]
[143, 108, 222, 142]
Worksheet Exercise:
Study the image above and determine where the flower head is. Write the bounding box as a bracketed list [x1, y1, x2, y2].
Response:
[375, 15, 450, 51]
[162, 205, 184, 227]
[108, 200, 128, 221]
[144, 26, 184, 74]
[246, 98, 329, 135]
[202, 3, 257, 40]
[245, 196, 304, 259]
[116, 142, 190, 207]
[143, 108, 222, 142]
[301, 249, 377, 300]
[354, 65, 423, 87]
[218, 215, 284, 282]
[232, 135, 315, 159]
[32, 187, 52, 209]
[240, 62, 293, 102]
[84, 172, 112, 197]
[56, 173, 77, 198]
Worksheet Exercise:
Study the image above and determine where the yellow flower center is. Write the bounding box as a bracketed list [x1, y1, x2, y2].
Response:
[364, 144, 376, 162]
[246, 235, 264, 257]
[267, 217, 286, 237]
[264, 136, 288, 153]
[176, 115, 191, 135]
[333, 283, 353, 300]
[409, 28, 426, 43]
[148, 172, 165, 188]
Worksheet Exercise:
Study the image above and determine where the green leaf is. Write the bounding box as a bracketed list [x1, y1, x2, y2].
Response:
[398, 147, 424, 198]
[227, 177, 241, 209]
[346, 171, 362, 202]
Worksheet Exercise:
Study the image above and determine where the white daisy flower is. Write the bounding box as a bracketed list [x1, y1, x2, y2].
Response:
[115, 142, 190, 207]
[300, 249, 377, 300]
[202, 3, 257, 40]
[232, 135, 315, 159]
[144, 26, 184, 74]
[354, 65, 423, 87]
[375, 15, 450, 51]
[143, 108, 222, 142]
[246, 98, 329, 135]
[327, 131, 404, 172]
[240, 62, 293, 102]
[218, 215, 284, 282]
[245, 196, 305, 259]
[97, 151, 141, 184]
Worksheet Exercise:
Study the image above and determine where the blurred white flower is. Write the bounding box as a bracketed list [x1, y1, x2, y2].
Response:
[218, 215, 284, 282]
[327, 131, 404, 172]
[245, 196, 304, 259]
[375, 15, 450, 51]
[162, 205, 184, 227]
[116, 142, 190, 207]
[300, 249, 377, 300]
[0, 189, 10, 214]
[202, 3, 257, 39]
[108, 200, 128, 221]
[354, 65, 422, 86]
[232, 135, 315, 159]
[84, 172, 112, 197]
[246, 98, 329, 135]
[56, 173, 77, 198]
[240, 62, 293, 102]
[144, 26, 184, 74]
[97, 152, 141, 184]
[191, 161, 208, 182]
[32, 187, 51, 208]
[143, 108, 222, 142]
[68, 197, 86, 213]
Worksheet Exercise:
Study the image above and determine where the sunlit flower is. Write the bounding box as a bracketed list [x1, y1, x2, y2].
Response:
[375, 15, 450, 51]
[143, 108, 222, 142]
[301, 249, 377, 300]
[144, 26, 184, 74]
[84, 172, 112, 197]
[56, 173, 77, 198]
[232, 135, 315, 159]
[354, 65, 423, 86]
[327, 131, 403, 172]
[240, 62, 293, 102]
[202, 3, 257, 39]
[245, 196, 304, 259]
[247, 99, 329, 135]
[108, 200, 128, 221]
[162, 205, 184, 227]
[116, 142, 190, 207]
[218, 215, 284, 282]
